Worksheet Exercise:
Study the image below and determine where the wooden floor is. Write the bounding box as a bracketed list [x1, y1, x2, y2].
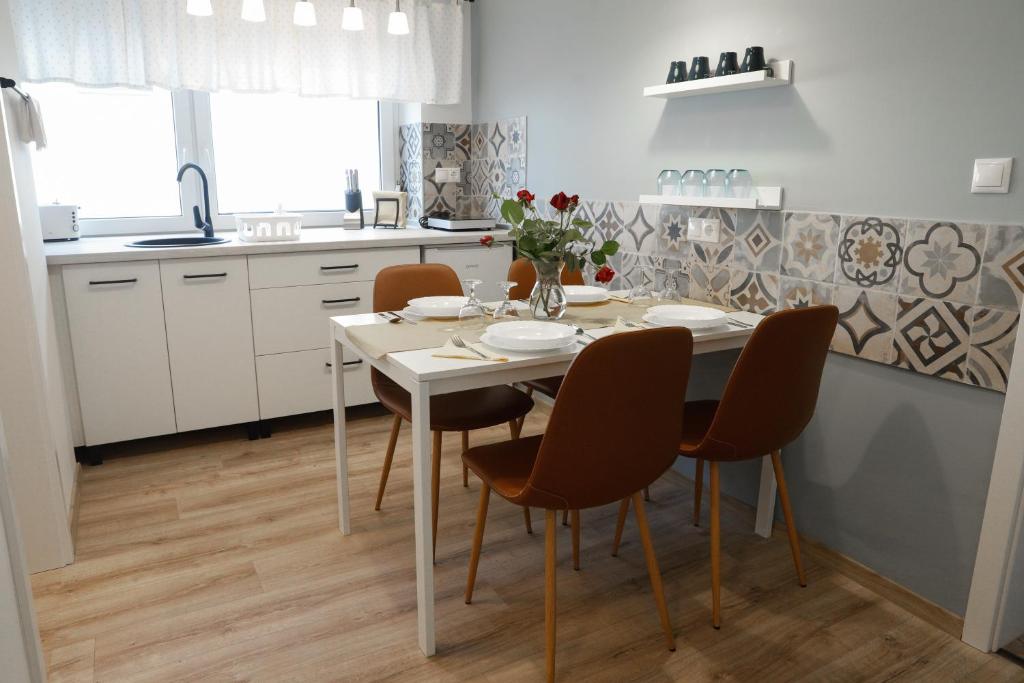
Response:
[32, 406, 1023, 682]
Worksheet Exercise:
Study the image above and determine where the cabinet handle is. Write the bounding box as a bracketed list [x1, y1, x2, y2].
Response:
[320, 264, 359, 271]
[183, 272, 228, 280]
[321, 297, 361, 305]
[325, 360, 363, 368]
[89, 278, 137, 286]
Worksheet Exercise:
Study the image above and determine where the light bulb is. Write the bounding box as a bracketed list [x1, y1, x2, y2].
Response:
[186, 0, 213, 17]
[387, 3, 409, 35]
[342, 2, 364, 31]
[241, 0, 266, 22]
[293, 0, 316, 26]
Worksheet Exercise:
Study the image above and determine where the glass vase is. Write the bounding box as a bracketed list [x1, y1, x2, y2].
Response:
[529, 260, 568, 320]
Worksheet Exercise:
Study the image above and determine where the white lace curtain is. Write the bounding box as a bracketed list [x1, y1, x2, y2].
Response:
[9, 0, 464, 103]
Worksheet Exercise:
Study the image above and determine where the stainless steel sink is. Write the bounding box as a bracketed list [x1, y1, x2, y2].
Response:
[126, 237, 229, 248]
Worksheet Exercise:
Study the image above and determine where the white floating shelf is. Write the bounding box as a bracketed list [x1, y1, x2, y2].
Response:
[643, 60, 792, 99]
[639, 187, 783, 211]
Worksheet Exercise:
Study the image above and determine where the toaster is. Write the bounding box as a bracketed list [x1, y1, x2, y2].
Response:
[39, 204, 79, 242]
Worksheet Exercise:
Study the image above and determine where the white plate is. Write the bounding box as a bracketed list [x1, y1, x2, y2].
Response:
[407, 296, 469, 318]
[563, 285, 610, 304]
[485, 320, 577, 351]
[645, 304, 728, 329]
[480, 332, 577, 354]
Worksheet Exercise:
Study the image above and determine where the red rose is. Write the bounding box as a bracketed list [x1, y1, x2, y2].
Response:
[549, 192, 571, 212]
[479, 235, 494, 247]
[569, 194, 580, 206]
[517, 189, 535, 203]
[595, 265, 615, 283]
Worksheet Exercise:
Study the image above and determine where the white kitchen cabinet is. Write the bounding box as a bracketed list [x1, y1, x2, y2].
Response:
[248, 246, 419, 289]
[251, 281, 373, 356]
[422, 243, 514, 302]
[62, 261, 176, 445]
[160, 257, 259, 432]
[256, 348, 373, 419]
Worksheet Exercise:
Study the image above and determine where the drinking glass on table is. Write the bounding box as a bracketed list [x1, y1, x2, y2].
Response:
[493, 280, 520, 319]
[458, 278, 487, 322]
[629, 267, 655, 302]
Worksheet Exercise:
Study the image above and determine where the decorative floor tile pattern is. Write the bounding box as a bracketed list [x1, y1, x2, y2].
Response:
[832, 286, 898, 363]
[836, 216, 907, 292]
[966, 307, 1019, 392]
[730, 270, 779, 314]
[901, 221, 985, 304]
[778, 276, 834, 311]
[892, 297, 971, 382]
[735, 210, 782, 273]
[781, 212, 840, 282]
[979, 224, 1024, 310]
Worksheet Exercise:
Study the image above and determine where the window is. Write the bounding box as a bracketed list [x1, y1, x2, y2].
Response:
[27, 84, 388, 236]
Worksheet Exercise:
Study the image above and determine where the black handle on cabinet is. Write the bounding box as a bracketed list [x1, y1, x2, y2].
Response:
[183, 272, 228, 280]
[320, 264, 359, 271]
[325, 359, 363, 368]
[89, 278, 138, 286]
[321, 297, 361, 305]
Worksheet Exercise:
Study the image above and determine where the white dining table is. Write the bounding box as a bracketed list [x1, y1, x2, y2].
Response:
[329, 306, 776, 656]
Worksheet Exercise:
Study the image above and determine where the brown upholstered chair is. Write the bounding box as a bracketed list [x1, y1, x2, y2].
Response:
[614, 306, 838, 630]
[371, 264, 535, 555]
[462, 328, 694, 682]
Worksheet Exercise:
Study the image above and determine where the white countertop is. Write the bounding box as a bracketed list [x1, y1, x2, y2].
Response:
[44, 226, 513, 265]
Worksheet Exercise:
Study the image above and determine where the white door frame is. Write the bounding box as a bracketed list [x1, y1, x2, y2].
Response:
[963, 299, 1024, 651]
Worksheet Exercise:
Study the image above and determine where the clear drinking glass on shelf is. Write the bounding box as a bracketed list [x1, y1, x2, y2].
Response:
[680, 170, 706, 198]
[726, 169, 753, 198]
[493, 280, 520, 319]
[458, 278, 487, 322]
[629, 267, 655, 302]
[705, 169, 728, 198]
[657, 169, 683, 197]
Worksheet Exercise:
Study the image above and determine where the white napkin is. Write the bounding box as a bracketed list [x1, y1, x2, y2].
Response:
[432, 338, 509, 362]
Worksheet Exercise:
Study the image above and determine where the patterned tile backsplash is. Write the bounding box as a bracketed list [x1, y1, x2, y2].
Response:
[555, 201, 1021, 393]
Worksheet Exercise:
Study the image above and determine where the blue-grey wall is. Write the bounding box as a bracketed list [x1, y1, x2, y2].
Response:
[472, 0, 1024, 614]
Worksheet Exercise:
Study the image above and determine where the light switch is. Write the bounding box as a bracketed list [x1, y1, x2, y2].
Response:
[972, 158, 1013, 194]
[688, 217, 720, 243]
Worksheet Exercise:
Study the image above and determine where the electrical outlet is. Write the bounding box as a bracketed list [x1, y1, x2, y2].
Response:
[435, 166, 462, 184]
[447, 166, 461, 184]
[687, 217, 721, 243]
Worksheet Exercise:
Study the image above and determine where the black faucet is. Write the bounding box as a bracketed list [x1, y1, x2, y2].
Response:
[177, 163, 215, 238]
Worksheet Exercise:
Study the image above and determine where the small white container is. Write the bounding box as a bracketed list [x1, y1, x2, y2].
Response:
[236, 211, 303, 242]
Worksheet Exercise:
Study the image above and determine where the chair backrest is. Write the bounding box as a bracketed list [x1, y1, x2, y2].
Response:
[701, 306, 839, 461]
[373, 263, 462, 313]
[512, 328, 694, 510]
[507, 258, 586, 301]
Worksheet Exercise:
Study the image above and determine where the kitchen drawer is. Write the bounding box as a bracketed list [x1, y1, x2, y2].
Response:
[160, 257, 259, 432]
[248, 246, 419, 289]
[251, 281, 373, 355]
[62, 261, 176, 445]
[256, 348, 374, 419]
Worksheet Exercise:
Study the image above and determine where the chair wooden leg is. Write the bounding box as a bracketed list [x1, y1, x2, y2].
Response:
[611, 498, 629, 557]
[710, 461, 721, 629]
[431, 430, 442, 561]
[465, 484, 491, 604]
[523, 507, 533, 534]
[631, 492, 676, 651]
[562, 509, 568, 526]
[374, 414, 403, 511]
[644, 486, 651, 502]
[771, 450, 807, 587]
[461, 431, 469, 488]
[571, 510, 581, 571]
[545, 510, 557, 683]
[693, 459, 704, 526]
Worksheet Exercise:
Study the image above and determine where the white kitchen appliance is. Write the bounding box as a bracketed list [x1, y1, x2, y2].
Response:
[39, 203, 79, 241]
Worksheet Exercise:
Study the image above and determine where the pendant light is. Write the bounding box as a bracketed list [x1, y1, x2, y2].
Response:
[293, 0, 317, 26]
[186, 0, 213, 17]
[241, 0, 266, 22]
[387, 0, 410, 35]
[342, 0, 365, 31]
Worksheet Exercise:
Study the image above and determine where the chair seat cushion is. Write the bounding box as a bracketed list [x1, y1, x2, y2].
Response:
[524, 376, 563, 398]
[678, 400, 719, 457]
[463, 435, 543, 500]
[373, 373, 534, 432]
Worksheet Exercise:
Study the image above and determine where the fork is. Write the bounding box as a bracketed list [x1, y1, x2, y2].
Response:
[622, 320, 651, 330]
[451, 335, 489, 360]
[727, 317, 754, 328]
[574, 325, 599, 342]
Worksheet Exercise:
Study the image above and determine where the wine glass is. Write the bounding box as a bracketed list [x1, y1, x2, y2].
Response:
[629, 267, 655, 302]
[458, 278, 486, 322]
[658, 269, 684, 302]
[493, 280, 519, 319]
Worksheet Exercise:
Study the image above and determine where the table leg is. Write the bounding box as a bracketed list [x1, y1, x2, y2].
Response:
[332, 338, 351, 535]
[754, 454, 778, 539]
[410, 381, 436, 656]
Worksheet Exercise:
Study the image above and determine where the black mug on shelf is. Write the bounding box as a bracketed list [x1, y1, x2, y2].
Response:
[740, 46, 766, 72]
[688, 56, 711, 80]
[715, 51, 739, 77]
